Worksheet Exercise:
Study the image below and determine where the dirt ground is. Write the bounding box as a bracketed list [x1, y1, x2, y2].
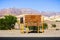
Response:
[0, 29, 60, 37]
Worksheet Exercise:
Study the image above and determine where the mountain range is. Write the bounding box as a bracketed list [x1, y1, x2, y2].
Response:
[0, 8, 60, 17]
[0, 8, 41, 17]
[0, 8, 60, 21]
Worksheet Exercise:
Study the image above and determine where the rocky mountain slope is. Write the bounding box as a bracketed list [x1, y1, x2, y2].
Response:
[0, 8, 60, 21]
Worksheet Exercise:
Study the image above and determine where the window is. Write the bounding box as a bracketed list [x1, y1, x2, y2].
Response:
[20, 17, 23, 23]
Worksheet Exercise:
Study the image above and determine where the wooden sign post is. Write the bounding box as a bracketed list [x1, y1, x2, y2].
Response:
[42, 16, 44, 32]
[25, 15, 43, 33]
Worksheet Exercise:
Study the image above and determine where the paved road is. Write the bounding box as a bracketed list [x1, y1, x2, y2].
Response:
[0, 29, 60, 37]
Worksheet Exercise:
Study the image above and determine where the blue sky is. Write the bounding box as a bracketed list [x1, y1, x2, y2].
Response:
[0, 0, 60, 12]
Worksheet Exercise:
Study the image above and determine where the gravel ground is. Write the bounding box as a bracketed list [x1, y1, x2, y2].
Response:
[0, 29, 60, 37]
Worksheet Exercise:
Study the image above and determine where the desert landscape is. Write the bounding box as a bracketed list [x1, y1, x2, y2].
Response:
[0, 0, 60, 38]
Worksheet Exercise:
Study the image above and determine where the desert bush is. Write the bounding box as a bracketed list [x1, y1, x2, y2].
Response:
[51, 24, 56, 28]
[0, 15, 17, 30]
[40, 23, 48, 29]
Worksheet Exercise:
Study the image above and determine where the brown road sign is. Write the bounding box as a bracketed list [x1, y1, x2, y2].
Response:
[25, 15, 42, 26]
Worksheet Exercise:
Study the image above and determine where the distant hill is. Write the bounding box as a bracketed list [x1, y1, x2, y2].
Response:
[0, 8, 60, 17]
[0, 8, 41, 17]
[0, 8, 60, 21]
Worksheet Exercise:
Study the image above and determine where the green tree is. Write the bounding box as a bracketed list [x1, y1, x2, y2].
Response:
[4, 15, 17, 29]
[0, 18, 8, 30]
[0, 15, 17, 30]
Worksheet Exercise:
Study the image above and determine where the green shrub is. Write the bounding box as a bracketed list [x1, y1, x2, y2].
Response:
[51, 24, 56, 28]
[28, 26, 38, 30]
[40, 23, 48, 29]
[0, 15, 17, 30]
[25, 23, 48, 30]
